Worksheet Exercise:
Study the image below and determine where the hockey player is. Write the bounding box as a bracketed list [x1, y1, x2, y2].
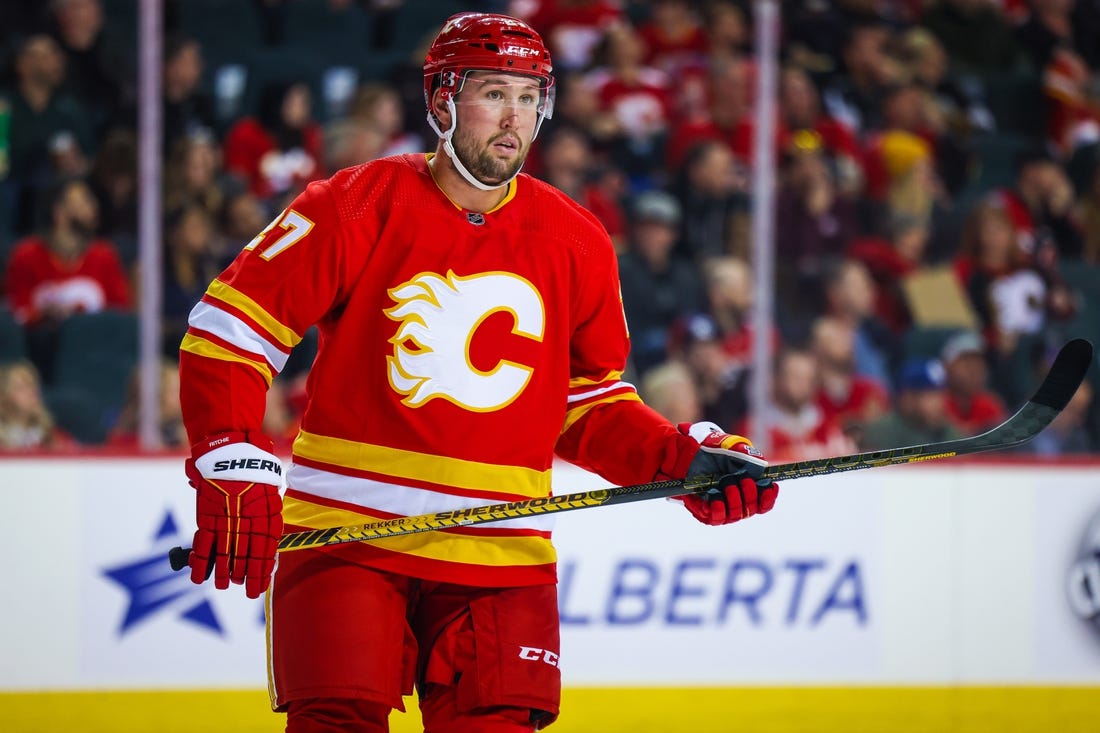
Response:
[178, 12, 778, 732]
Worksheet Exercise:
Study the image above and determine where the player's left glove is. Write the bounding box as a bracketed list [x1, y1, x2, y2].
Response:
[675, 421, 778, 526]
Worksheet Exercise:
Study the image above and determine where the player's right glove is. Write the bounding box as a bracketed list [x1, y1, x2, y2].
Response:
[675, 421, 778, 526]
[184, 432, 284, 599]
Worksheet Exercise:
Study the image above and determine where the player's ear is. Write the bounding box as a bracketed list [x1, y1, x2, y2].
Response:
[431, 89, 452, 128]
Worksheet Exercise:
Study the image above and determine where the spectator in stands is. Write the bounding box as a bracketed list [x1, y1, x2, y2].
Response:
[636, 0, 707, 74]
[872, 130, 944, 239]
[862, 357, 962, 450]
[704, 256, 779, 367]
[1, 33, 94, 236]
[674, 313, 747, 433]
[347, 82, 424, 158]
[921, 0, 1027, 74]
[640, 359, 703, 426]
[618, 190, 705, 375]
[939, 329, 1007, 436]
[551, 71, 622, 148]
[903, 26, 994, 138]
[675, 140, 749, 261]
[322, 116, 387, 173]
[811, 315, 889, 445]
[162, 202, 225, 356]
[775, 137, 858, 318]
[740, 347, 854, 462]
[702, 0, 750, 61]
[1041, 48, 1100, 157]
[784, 0, 873, 78]
[1015, 0, 1100, 72]
[822, 257, 897, 386]
[222, 80, 324, 203]
[992, 149, 1085, 261]
[162, 34, 216, 155]
[3, 176, 131, 380]
[537, 125, 625, 247]
[1029, 378, 1094, 454]
[520, 0, 625, 72]
[587, 24, 671, 181]
[88, 128, 137, 252]
[0, 359, 69, 450]
[107, 359, 186, 449]
[219, 189, 270, 252]
[822, 19, 902, 134]
[899, 28, 988, 196]
[666, 55, 753, 170]
[778, 65, 864, 196]
[49, 0, 133, 136]
[954, 201, 1046, 353]
[1073, 147, 1100, 262]
[848, 211, 932, 334]
[164, 130, 225, 219]
[870, 81, 969, 200]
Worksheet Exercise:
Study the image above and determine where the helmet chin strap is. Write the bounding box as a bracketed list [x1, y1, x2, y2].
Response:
[427, 97, 531, 193]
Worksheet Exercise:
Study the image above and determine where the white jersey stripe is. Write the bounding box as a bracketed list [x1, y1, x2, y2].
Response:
[285, 464, 557, 533]
[566, 380, 635, 403]
[188, 300, 291, 373]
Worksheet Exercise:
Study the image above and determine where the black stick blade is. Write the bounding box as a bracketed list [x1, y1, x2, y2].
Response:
[1031, 338, 1094, 411]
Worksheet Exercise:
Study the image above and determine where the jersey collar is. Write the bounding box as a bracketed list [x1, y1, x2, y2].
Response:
[423, 153, 518, 215]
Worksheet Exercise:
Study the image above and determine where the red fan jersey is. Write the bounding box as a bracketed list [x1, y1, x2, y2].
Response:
[180, 154, 698, 587]
[3, 235, 132, 324]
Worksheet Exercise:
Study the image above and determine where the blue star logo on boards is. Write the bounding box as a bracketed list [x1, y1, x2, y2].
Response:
[102, 510, 225, 636]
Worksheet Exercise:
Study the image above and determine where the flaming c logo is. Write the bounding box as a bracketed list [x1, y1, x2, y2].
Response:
[385, 270, 545, 412]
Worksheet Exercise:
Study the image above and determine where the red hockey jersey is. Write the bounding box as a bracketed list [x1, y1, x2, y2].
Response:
[180, 154, 698, 587]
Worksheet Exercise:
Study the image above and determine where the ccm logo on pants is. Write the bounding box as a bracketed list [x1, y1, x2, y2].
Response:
[518, 646, 559, 667]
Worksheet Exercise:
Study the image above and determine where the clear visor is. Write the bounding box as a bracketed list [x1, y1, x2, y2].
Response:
[450, 71, 555, 120]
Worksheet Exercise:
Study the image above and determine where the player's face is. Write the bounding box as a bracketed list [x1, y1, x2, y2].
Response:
[452, 72, 542, 186]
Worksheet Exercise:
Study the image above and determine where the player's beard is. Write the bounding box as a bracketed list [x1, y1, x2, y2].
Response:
[452, 127, 527, 186]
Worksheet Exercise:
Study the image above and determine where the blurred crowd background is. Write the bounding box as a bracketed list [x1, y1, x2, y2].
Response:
[0, 0, 1097, 459]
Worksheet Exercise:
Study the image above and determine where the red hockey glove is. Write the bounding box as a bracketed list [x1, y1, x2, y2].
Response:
[184, 432, 284, 598]
[675, 421, 778, 526]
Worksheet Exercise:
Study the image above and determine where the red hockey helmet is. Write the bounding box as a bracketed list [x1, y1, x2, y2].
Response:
[423, 13, 554, 111]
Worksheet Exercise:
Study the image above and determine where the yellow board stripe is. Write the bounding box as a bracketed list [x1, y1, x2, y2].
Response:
[293, 430, 551, 497]
[561, 391, 641, 434]
[3, 687, 1099, 733]
[282, 498, 556, 567]
[180, 333, 273, 385]
[205, 279, 300, 350]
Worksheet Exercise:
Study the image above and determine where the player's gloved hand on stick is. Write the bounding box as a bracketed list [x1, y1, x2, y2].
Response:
[185, 432, 284, 598]
[676, 421, 778, 526]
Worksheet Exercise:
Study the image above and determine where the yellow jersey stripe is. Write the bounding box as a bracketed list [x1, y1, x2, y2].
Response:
[180, 333, 273, 385]
[293, 430, 551, 497]
[568, 370, 625, 389]
[561, 391, 641, 434]
[205, 279, 301, 350]
[283, 498, 556, 567]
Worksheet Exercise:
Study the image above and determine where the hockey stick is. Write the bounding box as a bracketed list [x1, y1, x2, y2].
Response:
[168, 338, 1093, 571]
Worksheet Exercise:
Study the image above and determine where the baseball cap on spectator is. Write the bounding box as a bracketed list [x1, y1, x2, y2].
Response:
[667, 312, 720, 356]
[633, 190, 681, 226]
[683, 313, 720, 344]
[940, 330, 983, 364]
[897, 357, 946, 391]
